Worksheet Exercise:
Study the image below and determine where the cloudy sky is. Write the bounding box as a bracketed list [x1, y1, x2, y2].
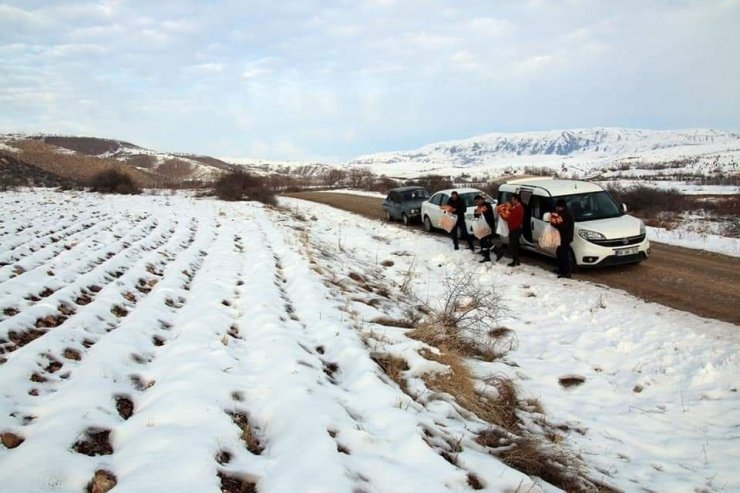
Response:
[1, 0, 738, 162]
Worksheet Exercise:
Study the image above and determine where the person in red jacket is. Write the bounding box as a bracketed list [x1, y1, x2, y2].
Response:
[505, 194, 524, 266]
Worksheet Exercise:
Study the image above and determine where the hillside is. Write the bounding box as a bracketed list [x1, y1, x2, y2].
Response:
[0, 135, 242, 186]
[347, 128, 740, 180]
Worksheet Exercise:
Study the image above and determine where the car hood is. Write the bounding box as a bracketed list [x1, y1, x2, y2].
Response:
[575, 214, 642, 238]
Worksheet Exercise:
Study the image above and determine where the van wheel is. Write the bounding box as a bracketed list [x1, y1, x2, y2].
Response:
[402, 213, 410, 225]
[423, 216, 433, 232]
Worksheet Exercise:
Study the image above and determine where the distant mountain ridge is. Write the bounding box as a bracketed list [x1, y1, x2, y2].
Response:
[347, 128, 740, 178]
[2, 128, 738, 185]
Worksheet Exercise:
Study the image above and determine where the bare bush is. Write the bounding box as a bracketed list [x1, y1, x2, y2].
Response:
[214, 171, 276, 205]
[417, 267, 505, 341]
[604, 184, 691, 216]
[404, 174, 454, 193]
[89, 168, 141, 194]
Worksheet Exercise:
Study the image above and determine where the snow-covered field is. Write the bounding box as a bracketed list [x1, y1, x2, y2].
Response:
[0, 190, 737, 492]
[597, 180, 739, 196]
[647, 226, 740, 257]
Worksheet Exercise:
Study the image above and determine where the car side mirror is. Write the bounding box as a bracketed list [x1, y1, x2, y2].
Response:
[622, 203, 628, 213]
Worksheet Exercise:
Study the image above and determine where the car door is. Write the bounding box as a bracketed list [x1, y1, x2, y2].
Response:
[530, 193, 554, 251]
[390, 191, 401, 219]
[383, 192, 395, 219]
[425, 192, 447, 227]
[519, 189, 535, 245]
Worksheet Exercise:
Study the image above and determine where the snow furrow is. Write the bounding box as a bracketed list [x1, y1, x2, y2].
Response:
[0, 212, 215, 492]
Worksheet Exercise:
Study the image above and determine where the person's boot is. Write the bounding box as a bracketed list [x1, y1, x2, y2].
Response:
[479, 250, 491, 263]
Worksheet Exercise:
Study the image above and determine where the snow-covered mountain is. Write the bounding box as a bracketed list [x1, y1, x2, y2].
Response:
[347, 128, 740, 179]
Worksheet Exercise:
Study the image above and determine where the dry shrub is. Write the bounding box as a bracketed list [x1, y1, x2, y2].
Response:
[214, 171, 276, 205]
[90, 168, 141, 194]
[476, 429, 600, 493]
[420, 267, 505, 338]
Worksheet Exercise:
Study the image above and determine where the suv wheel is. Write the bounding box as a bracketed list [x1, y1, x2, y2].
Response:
[402, 213, 409, 225]
[423, 215, 433, 232]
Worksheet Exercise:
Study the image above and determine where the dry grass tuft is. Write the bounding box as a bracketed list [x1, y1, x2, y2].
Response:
[558, 375, 586, 388]
[218, 471, 257, 493]
[370, 352, 410, 394]
[72, 428, 113, 456]
[227, 410, 264, 455]
[370, 316, 415, 329]
[1, 431, 24, 449]
[420, 348, 519, 430]
[87, 469, 117, 493]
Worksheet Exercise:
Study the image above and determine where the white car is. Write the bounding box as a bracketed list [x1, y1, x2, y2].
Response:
[497, 178, 650, 267]
[421, 188, 494, 234]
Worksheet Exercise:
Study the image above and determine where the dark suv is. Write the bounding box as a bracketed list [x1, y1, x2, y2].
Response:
[382, 186, 430, 224]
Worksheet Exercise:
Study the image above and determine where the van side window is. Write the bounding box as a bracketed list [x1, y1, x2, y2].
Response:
[531, 196, 554, 219]
[498, 191, 512, 204]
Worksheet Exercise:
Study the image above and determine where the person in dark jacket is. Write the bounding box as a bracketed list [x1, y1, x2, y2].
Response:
[446, 191, 474, 251]
[473, 195, 497, 262]
[505, 194, 524, 266]
[552, 198, 575, 278]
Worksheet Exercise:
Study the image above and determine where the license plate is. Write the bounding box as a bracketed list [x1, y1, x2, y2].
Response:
[614, 247, 639, 256]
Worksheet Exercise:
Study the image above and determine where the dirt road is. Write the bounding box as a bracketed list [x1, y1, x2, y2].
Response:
[286, 191, 740, 325]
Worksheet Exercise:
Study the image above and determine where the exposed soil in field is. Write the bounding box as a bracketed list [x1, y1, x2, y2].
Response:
[287, 191, 740, 325]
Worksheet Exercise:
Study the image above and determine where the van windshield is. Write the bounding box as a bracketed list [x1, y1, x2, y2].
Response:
[559, 191, 623, 221]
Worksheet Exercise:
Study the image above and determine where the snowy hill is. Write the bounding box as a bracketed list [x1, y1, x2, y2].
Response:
[347, 128, 740, 179]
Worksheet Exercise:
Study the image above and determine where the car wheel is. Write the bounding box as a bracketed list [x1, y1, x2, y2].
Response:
[385, 210, 392, 221]
[423, 215, 433, 232]
[402, 213, 409, 225]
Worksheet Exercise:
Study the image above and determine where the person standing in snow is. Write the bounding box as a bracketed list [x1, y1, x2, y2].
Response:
[551, 198, 575, 278]
[504, 194, 524, 266]
[473, 195, 498, 262]
[446, 191, 475, 251]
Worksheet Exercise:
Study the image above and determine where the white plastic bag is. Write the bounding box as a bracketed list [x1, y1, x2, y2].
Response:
[496, 217, 509, 237]
[472, 218, 492, 239]
[439, 212, 457, 233]
[538, 224, 561, 250]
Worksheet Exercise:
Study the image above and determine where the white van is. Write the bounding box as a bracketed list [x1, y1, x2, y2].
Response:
[497, 178, 650, 267]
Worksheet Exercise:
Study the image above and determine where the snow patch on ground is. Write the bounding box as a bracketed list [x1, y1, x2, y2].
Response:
[647, 226, 740, 257]
[321, 188, 387, 198]
[0, 190, 736, 493]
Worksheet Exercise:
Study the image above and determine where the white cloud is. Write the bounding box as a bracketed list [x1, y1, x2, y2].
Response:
[0, 0, 737, 160]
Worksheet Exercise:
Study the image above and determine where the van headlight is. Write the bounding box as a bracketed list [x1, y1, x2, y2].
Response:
[578, 229, 606, 241]
[639, 220, 646, 235]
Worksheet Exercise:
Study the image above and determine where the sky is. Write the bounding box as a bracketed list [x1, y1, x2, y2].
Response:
[0, 0, 739, 163]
